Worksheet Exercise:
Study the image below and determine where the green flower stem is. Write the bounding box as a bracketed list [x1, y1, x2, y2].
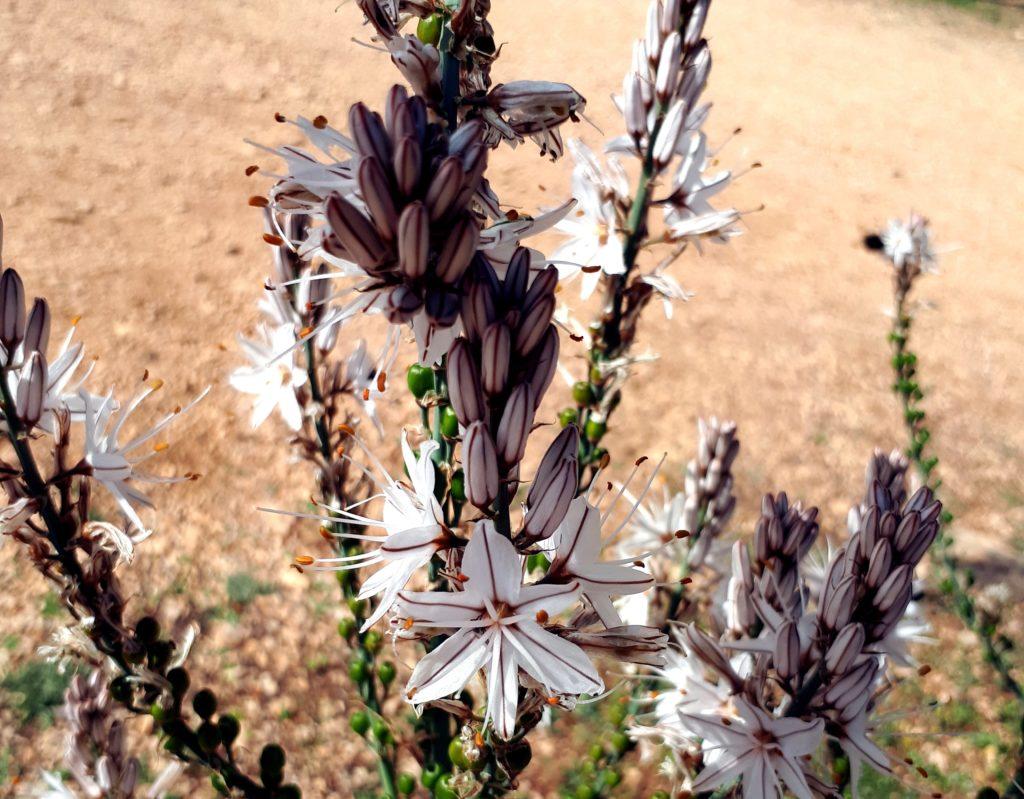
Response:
[303, 341, 398, 798]
[0, 373, 282, 798]
[577, 102, 668, 479]
[889, 295, 1023, 799]
[888, 300, 1022, 702]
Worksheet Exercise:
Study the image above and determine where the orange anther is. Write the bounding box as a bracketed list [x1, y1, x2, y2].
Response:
[535, 610, 549, 624]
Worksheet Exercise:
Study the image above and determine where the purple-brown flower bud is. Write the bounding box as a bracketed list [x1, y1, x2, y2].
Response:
[447, 338, 485, 426]
[480, 322, 511, 396]
[463, 421, 499, 509]
[496, 383, 535, 467]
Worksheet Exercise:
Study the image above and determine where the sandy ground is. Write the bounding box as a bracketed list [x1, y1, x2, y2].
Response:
[1, 0, 1023, 796]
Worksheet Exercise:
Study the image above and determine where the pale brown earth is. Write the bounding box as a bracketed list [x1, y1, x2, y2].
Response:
[1, 0, 1023, 796]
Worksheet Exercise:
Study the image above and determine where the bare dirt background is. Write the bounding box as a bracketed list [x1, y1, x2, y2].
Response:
[1, 0, 1023, 796]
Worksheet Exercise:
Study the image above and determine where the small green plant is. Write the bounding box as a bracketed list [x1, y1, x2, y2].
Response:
[226, 571, 277, 607]
[0, 659, 75, 726]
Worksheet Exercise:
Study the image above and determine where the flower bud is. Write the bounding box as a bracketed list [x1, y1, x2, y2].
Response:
[357, 155, 399, 241]
[23, 298, 50, 356]
[623, 73, 647, 141]
[463, 421, 499, 509]
[435, 216, 479, 285]
[504, 247, 530, 307]
[325, 192, 388, 268]
[683, 0, 709, 49]
[349, 102, 392, 167]
[425, 156, 466, 222]
[514, 294, 554, 356]
[0, 268, 26, 350]
[645, 0, 662, 59]
[397, 202, 429, 279]
[496, 383, 536, 467]
[873, 564, 912, 615]
[774, 620, 800, 681]
[820, 575, 857, 631]
[393, 136, 422, 197]
[864, 538, 893, 589]
[480, 322, 511, 396]
[526, 325, 559, 409]
[824, 623, 865, 675]
[661, 0, 682, 34]
[652, 99, 686, 169]
[522, 458, 577, 544]
[655, 32, 682, 102]
[15, 352, 47, 427]
[823, 658, 878, 711]
[461, 276, 496, 342]
[446, 338, 485, 425]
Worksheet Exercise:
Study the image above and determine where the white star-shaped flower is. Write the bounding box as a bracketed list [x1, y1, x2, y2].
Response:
[396, 521, 602, 739]
[229, 323, 307, 431]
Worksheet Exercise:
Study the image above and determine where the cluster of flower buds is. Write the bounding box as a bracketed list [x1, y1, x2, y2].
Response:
[355, 0, 586, 158]
[682, 416, 738, 567]
[323, 89, 488, 330]
[38, 670, 182, 799]
[848, 447, 909, 534]
[634, 478, 943, 797]
[751, 491, 820, 618]
[446, 247, 560, 512]
[611, 0, 738, 242]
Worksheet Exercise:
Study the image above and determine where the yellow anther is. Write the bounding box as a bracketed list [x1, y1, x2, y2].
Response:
[148, 379, 164, 391]
[294, 555, 315, 566]
[152, 442, 169, 453]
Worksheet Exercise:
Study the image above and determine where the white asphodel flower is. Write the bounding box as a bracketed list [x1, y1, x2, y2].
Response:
[544, 494, 655, 628]
[662, 131, 739, 244]
[551, 149, 627, 300]
[882, 213, 937, 273]
[280, 432, 454, 631]
[79, 382, 207, 533]
[229, 322, 308, 431]
[683, 697, 824, 799]
[396, 521, 601, 739]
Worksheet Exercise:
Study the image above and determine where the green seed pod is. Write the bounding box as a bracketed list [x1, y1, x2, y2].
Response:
[337, 618, 356, 639]
[260, 743, 287, 773]
[134, 615, 160, 644]
[574, 785, 595, 799]
[364, 630, 383, 653]
[450, 469, 467, 502]
[558, 408, 579, 428]
[416, 13, 443, 46]
[397, 773, 416, 795]
[166, 668, 190, 698]
[587, 744, 603, 762]
[348, 658, 369, 683]
[440, 406, 460, 438]
[347, 597, 366, 616]
[584, 418, 607, 443]
[406, 364, 435, 399]
[448, 738, 470, 770]
[371, 718, 391, 744]
[610, 731, 629, 755]
[109, 676, 133, 703]
[217, 714, 241, 746]
[421, 764, 442, 790]
[602, 769, 621, 788]
[210, 774, 230, 796]
[526, 552, 549, 574]
[433, 775, 458, 799]
[261, 767, 284, 789]
[150, 703, 166, 723]
[349, 710, 371, 736]
[377, 661, 397, 685]
[572, 381, 595, 407]
[192, 688, 218, 720]
[504, 739, 532, 773]
[197, 721, 221, 752]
